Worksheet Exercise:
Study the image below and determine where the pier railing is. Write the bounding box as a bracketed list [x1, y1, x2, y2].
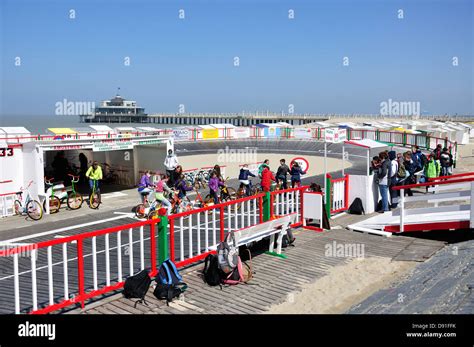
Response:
[0, 185, 308, 314]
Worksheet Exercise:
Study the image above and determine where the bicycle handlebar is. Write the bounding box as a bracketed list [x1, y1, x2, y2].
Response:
[44, 177, 54, 185]
[68, 174, 80, 182]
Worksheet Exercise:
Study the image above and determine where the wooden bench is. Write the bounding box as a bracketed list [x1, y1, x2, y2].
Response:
[212, 214, 296, 259]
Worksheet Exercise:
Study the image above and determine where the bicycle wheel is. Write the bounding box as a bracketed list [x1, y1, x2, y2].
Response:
[147, 207, 161, 220]
[89, 192, 101, 209]
[44, 196, 61, 214]
[67, 192, 83, 210]
[252, 185, 261, 195]
[14, 200, 22, 215]
[223, 187, 237, 201]
[135, 203, 147, 219]
[26, 200, 43, 220]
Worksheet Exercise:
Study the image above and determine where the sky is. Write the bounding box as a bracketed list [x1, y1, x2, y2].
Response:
[0, 0, 472, 118]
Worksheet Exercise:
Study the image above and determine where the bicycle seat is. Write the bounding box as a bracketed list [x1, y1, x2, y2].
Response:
[139, 191, 150, 196]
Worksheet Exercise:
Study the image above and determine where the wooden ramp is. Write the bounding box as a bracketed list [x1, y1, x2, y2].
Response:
[67, 228, 445, 315]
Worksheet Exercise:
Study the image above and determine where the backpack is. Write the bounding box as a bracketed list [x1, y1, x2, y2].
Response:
[221, 249, 253, 285]
[348, 198, 365, 215]
[202, 254, 222, 288]
[217, 233, 240, 274]
[154, 259, 188, 305]
[123, 269, 152, 308]
[397, 161, 406, 179]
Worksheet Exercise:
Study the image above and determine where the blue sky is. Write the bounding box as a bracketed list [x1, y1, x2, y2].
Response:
[0, 0, 472, 117]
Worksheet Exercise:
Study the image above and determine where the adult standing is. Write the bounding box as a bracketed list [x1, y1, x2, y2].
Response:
[433, 144, 443, 161]
[388, 151, 399, 209]
[402, 151, 416, 197]
[164, 149, 179, 186]
[260, 165, 276, 192]
[377, 152, 390, 213]
[440, 148, 453, 177]
[276, 159, 290, 189]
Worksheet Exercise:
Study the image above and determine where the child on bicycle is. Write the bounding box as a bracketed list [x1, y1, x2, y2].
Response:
[137, 170, 154, 203]
[155, 175, 174, 214]
[208, 171, 224, 204]
[175, 174, 193, 200]
[238, 164, 256, 196]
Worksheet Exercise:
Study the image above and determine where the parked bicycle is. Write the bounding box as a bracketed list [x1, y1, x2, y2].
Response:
[14, 181, 43, 221]
[67, 174, 83, 210]
[44, 177, 68, 214]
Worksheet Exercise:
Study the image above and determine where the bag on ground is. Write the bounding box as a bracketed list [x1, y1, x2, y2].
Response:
[154, 259, 188, 305]
[222, 249, 253, 285]
[123, 269, 152, 307]
[217, 232, 240, 274]
[202, 254, 222, 287]
[348, 198, 365, 215]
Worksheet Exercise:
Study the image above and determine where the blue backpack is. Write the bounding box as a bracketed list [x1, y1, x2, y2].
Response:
[154, 259, 188, 305]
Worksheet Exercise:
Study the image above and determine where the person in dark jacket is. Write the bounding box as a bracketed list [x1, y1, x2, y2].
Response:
[433, 144, 443, 161]
[440, 147, 453, 177]
[377, 151, 390, 212]
[276, 159, 290, 189]
[175, 174, 193, 200]
[238, 164, 256, 196]
[290, 162, 306, 188]
[402, 151, 416, 197]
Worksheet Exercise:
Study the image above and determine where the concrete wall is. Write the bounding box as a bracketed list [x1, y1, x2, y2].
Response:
[133, 144, 168, 183]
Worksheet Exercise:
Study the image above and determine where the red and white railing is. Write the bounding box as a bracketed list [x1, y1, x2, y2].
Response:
[270, 186, 307, 227]
[169, 192, 266, 267]
[325, 174, 350, 215]
[391, 174, 474, 233]
[0, 219, 160, 314]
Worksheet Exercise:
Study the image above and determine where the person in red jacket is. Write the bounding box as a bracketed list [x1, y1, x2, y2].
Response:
[260, 166, 276, 192]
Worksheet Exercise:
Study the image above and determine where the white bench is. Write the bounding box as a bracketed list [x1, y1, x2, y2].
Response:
[215, 214, 296, 258]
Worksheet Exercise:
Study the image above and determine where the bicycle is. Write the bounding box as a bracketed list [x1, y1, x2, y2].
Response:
[67, 174, 83, 210]
[193, 170, 208, 189]
[14, 181, 43, 221]
[44, 177, 67, 214]
[237, 179, 260, 198]
[88, 179, 101, 209]
[205, 177, 237, 209]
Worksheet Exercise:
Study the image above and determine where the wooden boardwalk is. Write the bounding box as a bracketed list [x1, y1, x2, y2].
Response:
[70, 228, 445, 315]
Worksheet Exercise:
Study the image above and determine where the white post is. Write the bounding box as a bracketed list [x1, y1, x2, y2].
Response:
[342, 144, 345, 176]
[14, 253, 20, 314]
[470, 182, 474, 228]
[62, 243, 69, 300]
[31, 249, 37, 311]
[105, 233, 110, 286]
[128, 229, 133, 276]
[324, 142, 327, 192]
[367, 148, 370, 177]
[179, 217, 184, 261]
[47, 246, 54, 305]
[400, 189, 405, 232]
[139, 226, 145, 270]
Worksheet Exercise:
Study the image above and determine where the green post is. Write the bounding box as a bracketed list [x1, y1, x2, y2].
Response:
[426, 135, 430, 150]
[263, 191, 271, 222]
[376, 130, 380, 141]
[403, 132, 407, 147]
[325, 175, 331, 217]
[158, 215, 169, 265]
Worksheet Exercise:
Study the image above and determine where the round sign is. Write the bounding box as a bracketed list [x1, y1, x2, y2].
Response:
[290, 157, 309, 174]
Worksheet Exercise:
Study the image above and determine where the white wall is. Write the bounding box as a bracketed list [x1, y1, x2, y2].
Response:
[22, 142, 45, 200]
[133, 144, 168, 183]
[348, 174, 381, 214]
[0, 146, 24, 194]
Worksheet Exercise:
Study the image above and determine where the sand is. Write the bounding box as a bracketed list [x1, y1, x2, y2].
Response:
[178, 153, 351, 178]
[266, 257, 415, 314]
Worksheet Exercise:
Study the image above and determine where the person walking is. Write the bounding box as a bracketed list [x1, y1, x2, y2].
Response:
[164, 149, 179, 186]
[276, 159, 290, 189]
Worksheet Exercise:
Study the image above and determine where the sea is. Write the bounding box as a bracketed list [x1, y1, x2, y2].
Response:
[0, 114, 169, 134]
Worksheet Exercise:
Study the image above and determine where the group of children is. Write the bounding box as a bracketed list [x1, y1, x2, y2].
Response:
[238, 158, 307, 195]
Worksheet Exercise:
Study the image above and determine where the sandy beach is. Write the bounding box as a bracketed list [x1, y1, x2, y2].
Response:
[178, 153, 352, 178]
[266, 257, 415, 314]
